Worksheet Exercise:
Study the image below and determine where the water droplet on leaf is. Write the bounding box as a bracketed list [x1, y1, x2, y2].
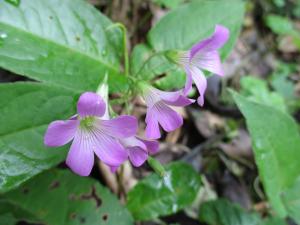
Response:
[0, 32, 8, 39]
[163, 172, 174, 192]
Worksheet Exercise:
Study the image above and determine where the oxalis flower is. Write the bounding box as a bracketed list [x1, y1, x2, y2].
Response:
[110, 136, 159, 172]
[138, 82, 194, 139]
[166, 25, 229, 106]
[44, 92, 138, 176]
[121, 136, 159, 167]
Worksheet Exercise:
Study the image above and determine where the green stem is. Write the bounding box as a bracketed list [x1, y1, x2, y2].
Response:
[106, 23, 129, 76]
[135, 51, 167, 77]
[147, 156, 166, 178]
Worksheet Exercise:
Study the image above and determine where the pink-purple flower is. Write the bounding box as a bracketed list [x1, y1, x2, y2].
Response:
[44, 92, 138, 176]
[139, 82, 194, 139]
[121, 136, 159, 167]
[109, 136, 159, 172]
[176, 25, 229, 106]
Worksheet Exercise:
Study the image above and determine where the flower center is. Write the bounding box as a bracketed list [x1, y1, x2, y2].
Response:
[80, 116, 96, 130]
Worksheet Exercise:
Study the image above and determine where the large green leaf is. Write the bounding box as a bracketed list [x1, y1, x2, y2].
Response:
[148, 0, 245, 58]
[0, 169, 134, 225]
[0, 82, 77, 193]
[199, 199, 287, 225]
[199, 199, 261, 225]
[0, 0, 128, 92]
[231, 91, 300, 217]
[281, 176, 300, 223]
[0, 213, 18, 225]
[127, 162, 202, 221]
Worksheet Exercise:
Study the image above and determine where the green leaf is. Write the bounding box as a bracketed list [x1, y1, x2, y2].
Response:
[0, 213, 18, 225]
[0, 0, 128, 92]
[0, 82, 76, 193]
[0, 169, 134, 225]
[199, 199, 261, 225]
[231, 91, 300, 217]
[155, 70, 186, 90]
[130, 44, 175, 81]
[4, 0, 20, 6]
[148, 0, 245, 58]
[262, 217, 288, 225]
[240, 76, 287, 112]
[127, 162, 202, 221]
[199, 199, 287, 225]
[272, 0, 286, 8]
[281, 176, 300, 223]
[265, 15, 297, 36]
[270, 63, 296, 101]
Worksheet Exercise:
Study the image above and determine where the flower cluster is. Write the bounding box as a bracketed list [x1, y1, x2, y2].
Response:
[44, 25, 229, 176]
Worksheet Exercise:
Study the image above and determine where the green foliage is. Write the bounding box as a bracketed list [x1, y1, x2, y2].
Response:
[270, 63, 300, 112]
[272, 0, 286, 8]
[0, 0, 127, 193]
[270, 63, 296, 100]
[0, 82, 76, 193]
[155, 70, 186, 90]
[199, 199, 287, 225]
[240, 76, 287, 112]
[127, 162, 202, 221]
[131, 0, 245, 89]
[281, 177, 300, 223]
[130, 44, 175, 81]
[148, 0, 245, 56]
[231, 91, 300, 217]
[0, 213, 18, 225]
[265, 14, 300, 49]
[0, 169, 134, 225]
[0, 0, 128, 93]
[266, 14, 296, 35]
[199, 199, 261, 225]
[4, 0, 20, 6]
[265, 15, 296, 36]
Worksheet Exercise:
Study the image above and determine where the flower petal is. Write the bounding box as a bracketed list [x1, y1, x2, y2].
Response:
[192, 50, 224, 76]
[77, 92, 106, 117]
[155, 102, 183, 132]
[190, 25, 229, 76]
[92, 132, 128, 167]
[97, 116, 138, 138]
[145, 108, 161, 139]
[190, 66, 207, 106]
[190, 25, 230, 58]
[109, 166, 119, 173]
[136, 137, 159, 155]
[154, 88, 195, 107]
[44, 119, 79, 147]
[128, 147, 148, 167]
[183, 66, 193, 96]
[121, 136, 147, 150]
[66, 130, 94, 176]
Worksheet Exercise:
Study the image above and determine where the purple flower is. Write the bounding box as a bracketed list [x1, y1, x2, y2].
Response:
[139, 82, 194, 139]
[177, 25, 229, 106]
[109, 136, 158, 172]
[121, 136, 159, 167]
[44, 92, 138, 176]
